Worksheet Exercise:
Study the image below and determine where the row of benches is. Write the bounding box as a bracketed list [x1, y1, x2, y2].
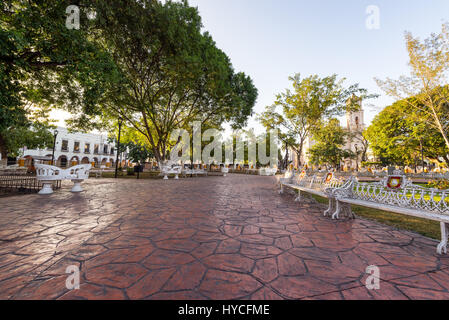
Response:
[35, 164, 91, 194]
[279, 170, 449, 255]
[160, 164, 230, 179]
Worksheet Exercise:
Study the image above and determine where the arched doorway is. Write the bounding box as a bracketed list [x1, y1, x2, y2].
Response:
[57, 155, 68, 168]
[101, 158, 107, 167]
[92, 157, 99, 168]
[81, 157, 90, 164]
[70, 156, 79, 167]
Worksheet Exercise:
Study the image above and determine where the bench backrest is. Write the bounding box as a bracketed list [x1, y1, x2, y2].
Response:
[306, 172, 344, 190]
[35, 164, 91, 181]
[339, 176, 449, 214]
[35, 164, 65, 180]
[65, 164, 91, 180]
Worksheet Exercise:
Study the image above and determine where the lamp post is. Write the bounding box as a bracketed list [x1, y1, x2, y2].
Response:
[420, 138, 425, 173]
[51, 129, 59, 165]
[114, 117, 123, 179]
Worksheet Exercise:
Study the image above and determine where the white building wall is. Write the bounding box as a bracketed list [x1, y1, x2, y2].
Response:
[23, 127, 117, 167]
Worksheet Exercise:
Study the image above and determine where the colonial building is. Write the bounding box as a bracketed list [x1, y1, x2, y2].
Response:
[289, 96, 372, 170]
[22, 127, 122, 168]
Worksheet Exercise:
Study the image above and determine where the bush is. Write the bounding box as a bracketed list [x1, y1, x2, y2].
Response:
[127, 168, 135, 176]
[427, 179, 449, 190]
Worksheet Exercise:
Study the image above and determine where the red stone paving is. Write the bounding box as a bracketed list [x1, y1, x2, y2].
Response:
[0, 174, 449, 300]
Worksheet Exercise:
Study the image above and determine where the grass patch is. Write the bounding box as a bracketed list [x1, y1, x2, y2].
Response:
[309, 193, 440, 240]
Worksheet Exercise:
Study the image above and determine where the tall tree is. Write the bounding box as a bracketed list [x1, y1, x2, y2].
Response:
[0, 0, 117, 158]
[375, 23, 449, 150]
[308, 118, 353, 170]
[365, 98, 449, 167]
[258, 73, 376, 167]
[66, 0, 257, 164]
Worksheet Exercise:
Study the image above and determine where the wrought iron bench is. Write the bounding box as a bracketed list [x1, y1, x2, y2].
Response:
[332, 174, 449, 255]
[279, 171, 348, 215]
[35, 164, 91, 194]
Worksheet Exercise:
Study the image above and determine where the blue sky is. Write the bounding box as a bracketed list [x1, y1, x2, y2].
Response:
[186, 0, 449, 132]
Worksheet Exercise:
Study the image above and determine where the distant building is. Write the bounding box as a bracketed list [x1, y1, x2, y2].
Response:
[289, 96, 374, 170]
[22, 127, 126, 168]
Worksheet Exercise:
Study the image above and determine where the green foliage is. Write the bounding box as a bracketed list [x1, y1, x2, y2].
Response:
[127, 142, 154, 164]
[427, 180, 449, 190]
[258, 73, 376, 167]
[308, 118, 353, 168]
[0, 0, 117, 156]
[365, 98, 449, 167]
[66, 0, 257, 162]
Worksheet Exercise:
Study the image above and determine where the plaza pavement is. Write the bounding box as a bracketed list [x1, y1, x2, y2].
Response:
[0, 174, 448, 300]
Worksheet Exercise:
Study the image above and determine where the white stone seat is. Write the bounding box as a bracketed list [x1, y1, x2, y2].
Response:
[260, 167, 278, 176]
[161, 165, 182, 180]
[35, 164, 91, 194]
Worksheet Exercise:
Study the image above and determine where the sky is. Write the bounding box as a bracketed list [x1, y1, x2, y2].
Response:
[52, 0, 449, 133]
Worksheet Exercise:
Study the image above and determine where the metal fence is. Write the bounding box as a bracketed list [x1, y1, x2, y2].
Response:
[0, 172, 61, 194]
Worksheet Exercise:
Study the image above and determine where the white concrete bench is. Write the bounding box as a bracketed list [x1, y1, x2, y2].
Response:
[91, 165, 107, 178]
[182, 166, 208, 178]
[35, 164, 91, 194]
[332, 175, 449, 255]
[161, 165, 182, 180]
[260, 167, 278, 176]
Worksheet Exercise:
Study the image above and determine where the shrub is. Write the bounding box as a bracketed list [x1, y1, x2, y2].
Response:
[427, 179, 449, 190]
[127, 168, 135, 176]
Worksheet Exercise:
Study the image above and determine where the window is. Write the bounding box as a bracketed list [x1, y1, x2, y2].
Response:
[74, 141, 80, 153]
[355, 116, 359, 128]
[61, 140, 69, 152]
[84, 143, 90, 154]
[110, 147, 115, 155]
[94, 144, 99, 154]
[103, 145, 109, 154]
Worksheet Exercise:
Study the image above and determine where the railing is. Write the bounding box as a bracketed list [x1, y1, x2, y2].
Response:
[0, 172, 61, 194]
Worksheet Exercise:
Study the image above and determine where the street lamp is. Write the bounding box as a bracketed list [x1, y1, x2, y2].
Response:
[420, 138, 425, 173]
[114, 117, 123, 179]
[51, 129, 59, 165]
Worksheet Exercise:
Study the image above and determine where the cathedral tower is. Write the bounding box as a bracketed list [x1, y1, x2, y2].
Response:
[346, 95, 364, 132]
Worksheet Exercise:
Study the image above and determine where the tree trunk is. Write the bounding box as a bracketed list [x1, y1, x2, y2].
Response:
[430, 104, 449, 151]
[282, 143, 289, 170]
[297, 142, 303, 168]
[0, 133, 8, 160]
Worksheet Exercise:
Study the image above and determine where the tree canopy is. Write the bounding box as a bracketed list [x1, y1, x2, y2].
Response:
[0, 0, 116, 158]
[365, 97, 449, 167]
[308, 118, 353, 169]
[63, 0, 257, 163]
[375, 23, 449, 151]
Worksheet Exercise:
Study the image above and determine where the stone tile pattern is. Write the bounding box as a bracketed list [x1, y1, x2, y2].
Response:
[0, 175, 448, 300]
